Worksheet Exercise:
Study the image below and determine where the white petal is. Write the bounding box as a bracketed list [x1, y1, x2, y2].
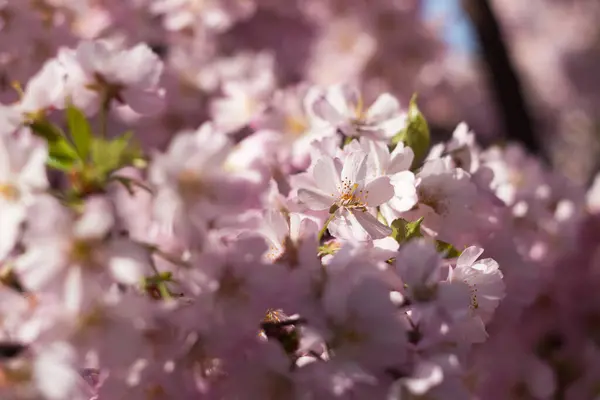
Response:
[457, 246, 484, 269]
[404, 361, 444, 395]
[341, 151, 368, 186]
[74, 197, 114, 240]
[312, 156, 342, 195]
[64, 266, 83, 314]
[298, 187, 333, 210]
[18, 139, 49, 191]
[351, 210, 392, 240]
[34, 342, 80, 400]
[365, 93, 400, 123]
[328, 84, 359, 117]
[388, 143, 414, 174]
[115, 43, 163, 87]
[359, 137, 389, 177]
[108, 241, 151, 285]
[0, 202, 24, 260]
[312, 95, 345, 125]
[364, 176, 394, 207]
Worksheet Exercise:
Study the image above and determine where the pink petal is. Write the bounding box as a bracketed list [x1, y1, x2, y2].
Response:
[388, 143, 414, 174]
[457, 246, 484, 269]
[365, 93, 400, 123]
[341, 151, 368, 187]
[297, 187, 334, 211]
[351, 210, 392, 240]
[312, 157, 342, 195]
[312, 95, 345, 125]
[364, 176, 394, 207]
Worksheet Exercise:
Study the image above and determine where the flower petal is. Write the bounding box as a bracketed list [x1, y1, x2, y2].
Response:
[351, 210, 392, 240]
[457, 246, 484, 269]
[388, 143, 414, 174]
[312, 157, 342, 195]
[341, 151, 368, 187]
[365, 93, 400, 123]
[297, 187, 333, 210]
[364, 176, 394, 207]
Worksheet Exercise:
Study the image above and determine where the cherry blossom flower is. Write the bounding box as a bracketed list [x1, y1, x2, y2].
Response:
[15, 196, 152, 314]
[309, 84, 406, 140]
[447, 246, 505, 343]
[296, 151, 394, 241]
[58, 40, 164, 115]
[346, 137, 418, 223]
[0, 132, 48, 262]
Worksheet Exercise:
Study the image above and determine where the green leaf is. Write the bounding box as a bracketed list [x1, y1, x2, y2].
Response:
[66, 104, 93, 160]
[435, 240, 461, 259]
[47, 136, 80, 170]
[390, 217, 424, 244]
[90, 131, 135, 177]
[391, 94, 430, 169]
[29, 120, 64, 142]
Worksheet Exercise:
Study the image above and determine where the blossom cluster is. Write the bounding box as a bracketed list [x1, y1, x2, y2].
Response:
[0, 1, 599, 400]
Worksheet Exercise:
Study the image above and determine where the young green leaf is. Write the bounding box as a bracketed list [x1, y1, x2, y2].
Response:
[90, 131, 139, 178]
[390, 217, 424, 244]
[66, 104, 93, 160]
[435, 240, 461, 259]
[391, 94, 430, 169]
[29, 120, 65, 142]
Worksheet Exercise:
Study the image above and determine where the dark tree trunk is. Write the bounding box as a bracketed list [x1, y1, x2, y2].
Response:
[462, 0, 546, 161]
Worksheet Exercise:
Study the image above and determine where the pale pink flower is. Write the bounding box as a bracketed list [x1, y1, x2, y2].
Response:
[346, 137, 418, 222]
[259, 210, 318, 262]
[296, 151, 394, 241]
[309, 84, 406, 140]
[210, 74, 275, 133]
[0, 132, 48, 261]
[16, 59, 67, 119]
[15, 196, 151, 314]
[150, 0, 256, 33]
[149, 123, 235, 248]
[448, 246, 505, 323]
[58, 40, 164, 115]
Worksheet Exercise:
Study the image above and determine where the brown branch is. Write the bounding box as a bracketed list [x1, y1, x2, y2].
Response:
[462, 0, 545, 160]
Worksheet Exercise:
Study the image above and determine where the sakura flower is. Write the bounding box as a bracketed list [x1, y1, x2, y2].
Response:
[0, 132, 48, 261]
[149, 123, 237, 249]
[346, 137, 418, 223]
[252, 84, 338, 170]
[210, 73, 275, 133]
[427, 122, 480, 173]
[296, 151, 394, 241]
[309, 84, 406, 140]
[259, 210, 319, 263]
[446, 246, 505, 343]
[402, 157, 479, 242]
[448, 246, 505, 323]
[15, 58, 67, 122]
[58, 40, 164, 115]
[15, 195, 152, 314]
[394, 239, 471, 324]
[150, 0, 256, 33]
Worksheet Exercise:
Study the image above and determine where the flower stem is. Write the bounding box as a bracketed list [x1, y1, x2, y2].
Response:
[99, 95, 110, 138]
[318, 212, 336, 242]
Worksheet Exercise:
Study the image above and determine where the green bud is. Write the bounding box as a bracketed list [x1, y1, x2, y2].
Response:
[391, 94, 430, 170]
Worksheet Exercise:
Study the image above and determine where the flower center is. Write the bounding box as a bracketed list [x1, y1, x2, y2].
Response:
[284, 115, 308, 137]
[335, 179, 369, 209]
[0, 184, 19, 202]
[464, 280, 479, 311]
